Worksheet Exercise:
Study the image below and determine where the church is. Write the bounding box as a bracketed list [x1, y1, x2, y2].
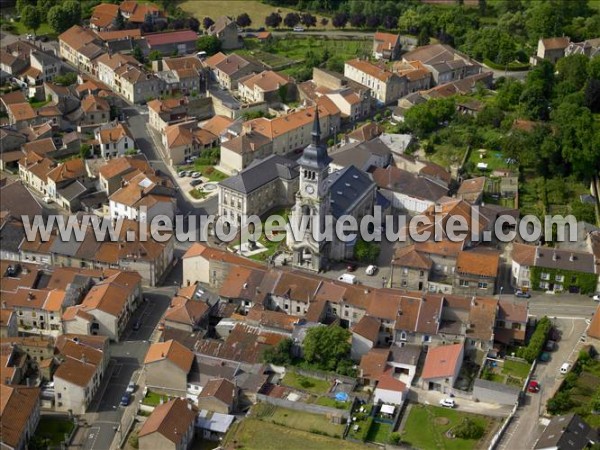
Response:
[287, 110, 376, 272]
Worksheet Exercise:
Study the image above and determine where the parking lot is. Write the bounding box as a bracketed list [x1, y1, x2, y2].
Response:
[176, 170, 219, 203]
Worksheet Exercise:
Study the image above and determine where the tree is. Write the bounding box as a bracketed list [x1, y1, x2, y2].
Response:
[320, 17, 329, 27]
[584, 78, 600, 113]
[303, 325, 351, 372]
[16, 0, 36, 14]
[262, 338, 292, 365]
[62, 1, 81, 27]
[331, 12, 348, 29]
[354, 239, 380, 263]
[478, 0, 487, 15]
[418, 28, 430, 46]
[265, 12, 282, 28]
[47, 5, 69, 33]
[202, 16, 214, 30]
[236, 13, 252, 28]
[350, 13, 366, 28]
[326, 55, 344, 73]
[283, 12, 300, 29]
[526, 1, 564, 41]
[366, 15, 381, 29]
[132, 45, 144, 63]
[148, 50, 162, 61]
[187, 17, 200, 32]
[113, 9, 125, 30]
[383, 15, 397, 30]
[170, 18, 186, 30]
[453, 418, 484, 439]
[389, 433, 402, 445]
[196, 35, 221, 56]
[21, 5, 41, 35]
[404, 97, 455, 137]
[79, 144, 91, 159]
[300, 13, 316, 28]
[53, 71, 77, 86]
[556, 54, 592, 93]
[547, 391, 574, 414]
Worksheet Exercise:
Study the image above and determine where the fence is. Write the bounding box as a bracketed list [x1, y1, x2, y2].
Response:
[255, 393, 350, 419]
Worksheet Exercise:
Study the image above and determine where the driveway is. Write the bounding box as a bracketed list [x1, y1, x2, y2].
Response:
[497, 317, 588, 450]
[407, 387, 512, 418]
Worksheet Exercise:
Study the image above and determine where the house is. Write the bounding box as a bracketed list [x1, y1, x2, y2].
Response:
[344, 59, 406, 105]
[391, 245, 432, 291]
[196, 410, 236, 442]
[457, 177, 486, 204]
[113, 63, 163, 104]
[0, 309, 18, 338]
[109, 171, 176, 223]
[145, 30, 199, 56]
[534, 413, 593, 450]
[0, 384, 41, 450]
[96, 154, 154, 195]
[95, 53, 140, 92]
[0, 128, 27, 153]
[89, 2, 120, 30]
[120, 1, 166, 26]
[373, 32, 401, 61]
[144, 339, 194, 396]
[420, 343, 464, 393]
[346, 122, 383, 144]
[197, 378, 237, 414]
[218, 130, 273, 174]
[351, 315, 381, 360]
[237, 70, 295, 105]
[79, 94, 111, 127]
[95, 122, 135, 158]
[153, 55, 206, 95]
[148, 97, 189, 131]
[205, 52, 263, 90]
[402, 44, 481, 85]
[62, 271, 142, 341]
[535, 37, 571, 64]
[163, 121, 217, 166]
[208, 16, 241, 50]
[359, 348, 389, 386]
[372, 166, 448, 213]
[218, 155, 299, 228]
[453, 249, 500, 296]
[162, 287, 210, 333]
[373, 367, 408, 405]
[58, 25, 103, 73]
[329, 138, 392, 173]
[53, 334, 109, 414]
[511, 243, 597, 294]
[138, 398, 197, 450]
[391, 60, 433, 94]
[495, 298, 527, 346]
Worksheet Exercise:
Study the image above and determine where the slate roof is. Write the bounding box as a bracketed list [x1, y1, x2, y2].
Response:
[324, 165, 375, 219]
[219, 154, 299, 194]
[372, 166, 447, 202]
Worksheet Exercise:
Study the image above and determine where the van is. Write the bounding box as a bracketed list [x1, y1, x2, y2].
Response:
[560, 363, 570, 374]
[338, 273, 357, 285]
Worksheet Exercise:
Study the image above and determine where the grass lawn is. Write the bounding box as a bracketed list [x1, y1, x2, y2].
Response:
[189, 189, 208, 200]
[253, 403, 345, 438]
[426, 143, 463, 170]
[366, 421, 393, 444]
[281, 371, 331, 395]
[502, 360, 530, 380]
[468, 148, 511, 175]
[30, 99, 51, 109]
[314, 396, 350, 410]
[237, 48, 297, 70]
[266, 36, 371, 63]
[193, 164, 228, 182]
[142, 391, 171, 406]
[34, 416, 75, 445]
[180, 1, 334, 30]
[402, 405, 495, 450]
[248, 233, 283, 262]
[6, 20, 55, 37]
[224, 419, 370, 450]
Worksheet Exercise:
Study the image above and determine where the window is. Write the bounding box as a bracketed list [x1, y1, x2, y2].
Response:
[539, 281, 549, 290]
[422, 335, 431, 343]
[478, 282, 488, 289]
[512, 323, 521, 330]
[459, 280, 469, 287]
[296, 306, 300, 313]
[402, 268, 408, 275]
[555, 274, 564, 282]
[419, 271, 425, 277]
[401, 280, 407, 287]
[400, 331, 407, 341]
[540, 272, 550, 281]
[284, 304, 288, 310]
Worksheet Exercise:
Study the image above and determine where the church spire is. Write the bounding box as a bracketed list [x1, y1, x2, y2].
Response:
[311, 107, 321, 145]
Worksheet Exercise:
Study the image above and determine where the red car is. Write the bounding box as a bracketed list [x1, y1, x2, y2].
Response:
[528, 380, 540, 393]
[346, 263, 357, 272]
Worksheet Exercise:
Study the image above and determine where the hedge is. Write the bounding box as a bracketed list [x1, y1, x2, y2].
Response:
[483, 58, 530, 71]
[517, 316, 551, 363]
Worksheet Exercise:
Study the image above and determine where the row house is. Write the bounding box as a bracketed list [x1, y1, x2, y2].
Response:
[148, 97, 190, 131]
[372, 32, 401, 61]
[96, 154, 155, 195]
[152, 55, 206, 96]
[96, 52, 140, 91]
[53, 334, 109, 414]
[344, 59, 406, 105]
[205, 52, 263, 90]
[114, 63, 163, 104]
[62, 271, 142, 341]
[402, 44, 482, 85]
[163, 121, 218, 166]
[0, 384, 41, 450]
[58, 25, 104, 74]
[94, 122, 135, 158]
[237, 70, 295, 105]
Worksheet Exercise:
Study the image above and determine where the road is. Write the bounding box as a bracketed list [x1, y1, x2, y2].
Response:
[497, 317, 589, 450]
[82, 288, 174, 450]
[124, 106, 218, 222]
[526, 293, 598, 319]
[408, 387, 512, 418]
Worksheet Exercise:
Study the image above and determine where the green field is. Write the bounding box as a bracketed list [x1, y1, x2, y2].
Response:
[33, 416, 75, 446]
[224, 418, 371, 450]
[281, 371, 331, 395]
[366, 421, 393, 444]
[142, 390, 171, 406]
[401, 405, 496, 450]
[266, 36, 371, 63]
[2, 18, 55, 37]
[237, 48, 297, 70]
[180, 0, 333, 29]
[253, 403, 345, 438]
[502, 359, 530, 380]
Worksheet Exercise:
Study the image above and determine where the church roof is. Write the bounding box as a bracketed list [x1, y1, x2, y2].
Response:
[324, 165, 375, 219]
[219, 155, 299, 194]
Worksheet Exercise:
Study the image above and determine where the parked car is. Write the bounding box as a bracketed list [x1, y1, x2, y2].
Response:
[126, 381, 135, 394]
[593, 294, 600, 302]
[293, 26, 305, 32]
[346, 263, 357, 272]
[527, 380, 540, 393]
[178, 171, 186, 178]
[191, 179, 202, 187]
[120, 393, 131, 406]
[338, 273, 357, 285]
[439, 398, 455, 408]
[191, 172, 201, 179]
[515, 290, 531, 299]
[560, 363, 570, 374]
[545, 340, 556, 352]
[365, 265, 378, 276]
[539, 352, 551, 362]
[133, 318, 142, 331]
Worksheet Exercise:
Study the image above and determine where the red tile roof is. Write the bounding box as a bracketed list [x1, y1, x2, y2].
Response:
[138, 398, 196, 444]
[421, 343, 463, 380]
[145, 30, 198, 47]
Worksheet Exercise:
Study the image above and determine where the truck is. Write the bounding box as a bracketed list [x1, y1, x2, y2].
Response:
[338, 273, 357, 285]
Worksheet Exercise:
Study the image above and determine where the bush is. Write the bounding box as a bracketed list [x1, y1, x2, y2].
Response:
[389, 432, 402, 445]
[547, 391, 574, 414]
[453, 418, 485, 439]
[128, 432, 139, 449]
[516, 317, 551, 363]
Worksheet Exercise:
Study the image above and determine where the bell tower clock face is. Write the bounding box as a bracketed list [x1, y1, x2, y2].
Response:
[305, 184, 315, 195]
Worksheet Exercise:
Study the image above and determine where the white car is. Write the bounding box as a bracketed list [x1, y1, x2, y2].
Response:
[191, 172, 201, 179]
[365, 265, 378, 276]
[439, 398, 455, 408]
[293, 26, 305, 32]
[592, 294, 600, 302]
[126, 381, 136, 394]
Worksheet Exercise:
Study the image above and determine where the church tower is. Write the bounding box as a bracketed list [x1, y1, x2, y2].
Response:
[287, 108, 331, 272]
